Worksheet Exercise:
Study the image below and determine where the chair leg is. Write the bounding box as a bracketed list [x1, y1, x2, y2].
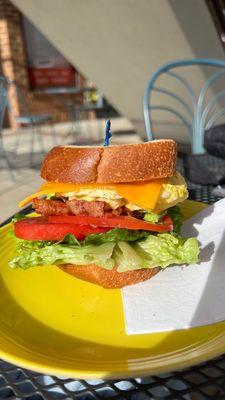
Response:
[29, 123, 35, 166]
[30, 125, 45, 166]
[69, 104, 77, 142]
[191, 126, 205, 154]
[13, 128, 22, 154]
[50, 123, 57, 145]
[3, 150, 15, 181]
[64, 121, 77, 144]
[36, 125, 45, 154]
[191, 142, 205, 154]
[71, 107, 80, 144]
[0, 134, 15, 181]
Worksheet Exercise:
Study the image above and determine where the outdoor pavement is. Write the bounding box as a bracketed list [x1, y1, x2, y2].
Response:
[0, 117, 141, 222]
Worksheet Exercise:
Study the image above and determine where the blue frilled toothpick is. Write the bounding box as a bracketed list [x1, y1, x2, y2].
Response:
[103, 119, 112, 146]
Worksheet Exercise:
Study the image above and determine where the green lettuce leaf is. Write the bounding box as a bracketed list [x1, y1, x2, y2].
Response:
[114, 233, 199, 272]
[11, 213, 27, 223]
[143, 206, 183, 234]
[114, 241, 145, 272]
[82, 228, 150, 245]
[9, 241, 115, 270]
[10, 231, 199, 273]
[45, 193, 57, 200]
[143, 210, 165, 223]
[167, 206, 183, 234]
[136, 233, 198, 269]
[60, 233, 80, 246]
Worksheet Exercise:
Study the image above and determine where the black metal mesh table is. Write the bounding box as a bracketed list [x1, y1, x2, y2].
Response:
[1, 356, 225, 399]
[1, 180, 225, 400]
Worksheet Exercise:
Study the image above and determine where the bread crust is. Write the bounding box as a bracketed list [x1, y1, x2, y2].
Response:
[41, 146, 102, 183]
[58, 264, 159, 289]
[41, 140, 177, 183]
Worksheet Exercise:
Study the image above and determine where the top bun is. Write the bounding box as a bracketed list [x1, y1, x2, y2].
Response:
[41, 140, 177, 184]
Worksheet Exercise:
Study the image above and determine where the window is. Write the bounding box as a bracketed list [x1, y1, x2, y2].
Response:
[23, 17, 76, 89]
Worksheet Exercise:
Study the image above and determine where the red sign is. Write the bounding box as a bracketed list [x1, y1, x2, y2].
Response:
[28, 67, 75, 89]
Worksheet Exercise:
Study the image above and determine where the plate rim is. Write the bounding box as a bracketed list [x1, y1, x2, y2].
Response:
[0, 336, 225, 379]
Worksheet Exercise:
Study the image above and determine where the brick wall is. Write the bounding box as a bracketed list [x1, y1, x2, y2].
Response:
[0, 0, 85, 128]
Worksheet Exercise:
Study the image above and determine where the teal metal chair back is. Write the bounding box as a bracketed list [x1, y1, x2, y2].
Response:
[0, 77, 15, 179]
[0, 77, 9, 127]
[143, 59, 225, 154]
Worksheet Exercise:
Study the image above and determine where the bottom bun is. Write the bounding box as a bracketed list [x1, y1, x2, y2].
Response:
[58, 264, 159, 289]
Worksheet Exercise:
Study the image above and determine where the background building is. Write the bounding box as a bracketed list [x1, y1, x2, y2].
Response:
[0, 0, 86, 128]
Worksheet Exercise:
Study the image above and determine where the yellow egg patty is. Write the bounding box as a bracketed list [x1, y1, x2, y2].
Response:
[63, 172, 188, 212]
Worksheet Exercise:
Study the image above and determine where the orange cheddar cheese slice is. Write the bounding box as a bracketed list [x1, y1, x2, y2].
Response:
[19, 179, 165, 211]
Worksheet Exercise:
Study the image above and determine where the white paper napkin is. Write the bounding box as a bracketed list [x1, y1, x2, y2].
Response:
[122, 198, 225, 334]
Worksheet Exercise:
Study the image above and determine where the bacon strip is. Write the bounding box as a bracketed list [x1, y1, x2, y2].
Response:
[32, 198, 131, 217]
[33, 198, 70, 216]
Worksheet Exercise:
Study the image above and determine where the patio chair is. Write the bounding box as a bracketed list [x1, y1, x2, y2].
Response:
[143, 58, 225, 155]
[8, 80, 56, 165]
[0, 77, 14, 179]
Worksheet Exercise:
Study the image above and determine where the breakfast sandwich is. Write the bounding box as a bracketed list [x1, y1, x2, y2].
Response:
[10, 140, 199, 288]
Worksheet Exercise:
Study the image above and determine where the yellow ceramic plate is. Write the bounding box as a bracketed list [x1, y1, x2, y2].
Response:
[0, 199, 225, 379]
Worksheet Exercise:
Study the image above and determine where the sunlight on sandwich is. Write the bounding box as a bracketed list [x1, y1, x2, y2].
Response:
[19, 171, 188, 213]
[155, 171, 188, 212]
[64, 172, 188, 212]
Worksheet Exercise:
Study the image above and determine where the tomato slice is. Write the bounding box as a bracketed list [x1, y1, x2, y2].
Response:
[47, 214, 173, 232]
[14, 217, 110, 241]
